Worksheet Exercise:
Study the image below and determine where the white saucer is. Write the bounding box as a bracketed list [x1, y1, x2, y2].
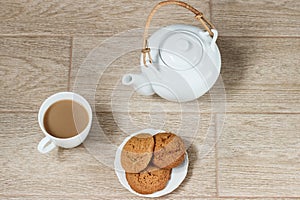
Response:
[114, 128, 189, 198]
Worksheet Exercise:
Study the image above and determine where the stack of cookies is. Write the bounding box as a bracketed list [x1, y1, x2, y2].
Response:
[121, 132, 186, 194]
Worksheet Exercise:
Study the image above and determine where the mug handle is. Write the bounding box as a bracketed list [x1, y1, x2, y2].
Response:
[38, 137, 56, 154]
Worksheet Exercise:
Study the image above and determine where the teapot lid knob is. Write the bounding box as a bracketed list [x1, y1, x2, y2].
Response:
[176, 39, 190, 51]
[159, 31, 203, 70]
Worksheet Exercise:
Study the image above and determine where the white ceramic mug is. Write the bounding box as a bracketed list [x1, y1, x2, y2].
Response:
[37, 92, 92, 154]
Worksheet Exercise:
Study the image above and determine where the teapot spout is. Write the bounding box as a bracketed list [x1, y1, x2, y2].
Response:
[122, 73, 155, 96]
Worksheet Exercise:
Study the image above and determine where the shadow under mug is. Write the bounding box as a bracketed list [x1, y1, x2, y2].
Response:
[37, 92, 92, 154]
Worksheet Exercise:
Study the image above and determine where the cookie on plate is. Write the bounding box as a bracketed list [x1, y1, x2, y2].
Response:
[126, 166, 171, 194]
[152, 132, 185, 169]
[121, 133, 154, 173]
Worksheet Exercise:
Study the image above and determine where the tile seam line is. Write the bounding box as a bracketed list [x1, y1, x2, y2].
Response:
[218, 35, 300, 39]
[67, 36, 73, 91]
[0, 194, 206, 198]
[0, 34, 299, 39]
[1, 111, 300, 114]
[219, 196, 300, 199]
[0, 34, 71, 37]
[209, 0, 213, 22]
[1, 194, 300, 198]
[214, 113, 220, 197]
[0, 34, 112, 37]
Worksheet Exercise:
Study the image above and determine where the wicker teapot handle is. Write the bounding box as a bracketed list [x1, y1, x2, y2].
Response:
[142, 0, 215, 66]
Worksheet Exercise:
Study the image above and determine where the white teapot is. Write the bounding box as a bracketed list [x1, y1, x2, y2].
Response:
[122, 1, 221, 102]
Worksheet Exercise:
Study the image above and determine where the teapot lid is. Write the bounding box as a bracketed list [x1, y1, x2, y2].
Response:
[159, 31, 203, 70]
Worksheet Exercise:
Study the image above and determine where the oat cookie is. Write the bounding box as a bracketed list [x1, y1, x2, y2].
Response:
[153, 132, 185, 169]
[126, 166, 171, 194]
[121, 133, 154, 173]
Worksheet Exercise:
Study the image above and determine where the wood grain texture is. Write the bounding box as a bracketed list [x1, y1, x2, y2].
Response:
[1, 196, 195, 200]
[0, 37, 70, 112]
[4, 196, 298, 200]
[0, 114, 123, 197]
[217, 114, 300, 197]
[71, 36, 300, 114]
[70, 36, 217, 113]
[219, 37, 300, 89]
[1, 0, 300, 198]
[0, 113, 216, 197]
[0, 0, 209, 36]
[211, 0, 300, 36]
[94, 111, 217, 197]
[218, 37, 300, 113]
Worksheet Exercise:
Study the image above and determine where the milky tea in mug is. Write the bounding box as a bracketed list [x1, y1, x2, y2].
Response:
[43, 100, 89, 138]
[38, 92, 92, 154]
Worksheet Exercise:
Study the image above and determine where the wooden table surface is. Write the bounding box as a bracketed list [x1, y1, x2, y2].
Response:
[1, 0, 299, 199]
